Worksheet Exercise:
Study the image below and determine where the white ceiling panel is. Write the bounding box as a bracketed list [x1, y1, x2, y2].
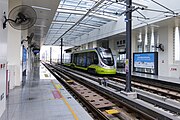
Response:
[22, 0, 61, 48]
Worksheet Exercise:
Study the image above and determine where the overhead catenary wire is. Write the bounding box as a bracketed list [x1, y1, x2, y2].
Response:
[135, 9, 149, 20]
[48, 0, 82, 45]
[142, 8, 177, 14]
[150, 0, 176, 14]
[52, 0, 122, 45]
[47, 0, 180, 46]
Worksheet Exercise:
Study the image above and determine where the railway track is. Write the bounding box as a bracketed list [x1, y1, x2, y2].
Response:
[58, 64, 180, 102]
[109, 77, 180, 100]
[116, 73, 180, 93]
[44, 63, 152, 120]
[43, 62, 180, 120]
[57, 64, 180, 115]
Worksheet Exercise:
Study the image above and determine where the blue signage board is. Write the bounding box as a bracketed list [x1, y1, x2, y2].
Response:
[33, 49, 40, 55]
[23, 48, 27, 62]
[23, 47, 27, 71]
[134, 53, 155, 69]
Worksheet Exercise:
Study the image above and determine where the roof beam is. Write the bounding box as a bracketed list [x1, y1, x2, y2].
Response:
[49, 28, 89, 33]
[89, 13, 118, 21]
[57, 8, 118, 21]
[57, 8, 86, 15]
[52, 20, 100, 29]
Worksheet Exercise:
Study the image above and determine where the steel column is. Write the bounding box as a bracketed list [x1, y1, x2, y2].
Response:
[125, 0, 132, 92]
[50, 47, 52, 63]
[61, 38, 63, 64]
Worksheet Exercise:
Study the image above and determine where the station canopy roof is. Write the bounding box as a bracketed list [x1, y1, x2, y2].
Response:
[44, 0, 129, 46]
[44, 0, 179, 47]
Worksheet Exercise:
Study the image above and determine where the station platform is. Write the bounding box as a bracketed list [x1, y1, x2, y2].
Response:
[0, 63, 93, 120]
[117, 68, 180, 85]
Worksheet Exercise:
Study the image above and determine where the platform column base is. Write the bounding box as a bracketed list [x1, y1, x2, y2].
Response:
[120, 91, 137, 99]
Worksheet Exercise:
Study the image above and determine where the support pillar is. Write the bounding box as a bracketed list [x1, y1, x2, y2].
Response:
[144, 26, 148, 52]
[150, 27, 155, 52]
[61, 38, 63, 64]
[50, 47, 52, 63]
[175, 26, 180, 61]
[125, 0, 132, 92]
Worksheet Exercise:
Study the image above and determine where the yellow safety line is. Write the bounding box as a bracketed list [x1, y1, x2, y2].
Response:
[51, 81, 79, 120]
[55, 84, 62, 89]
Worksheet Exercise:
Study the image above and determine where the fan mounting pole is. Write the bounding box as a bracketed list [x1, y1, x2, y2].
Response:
[3, 12, 8, 29]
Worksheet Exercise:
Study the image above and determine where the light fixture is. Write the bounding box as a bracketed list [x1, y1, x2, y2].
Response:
[32, 6, 51, 11]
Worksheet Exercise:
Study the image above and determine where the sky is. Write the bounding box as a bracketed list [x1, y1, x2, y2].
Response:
[40, 45, 72, 63]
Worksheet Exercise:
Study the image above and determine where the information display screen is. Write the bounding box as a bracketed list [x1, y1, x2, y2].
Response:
[134, 53, 155, 69]
[133, 52, 158, 75]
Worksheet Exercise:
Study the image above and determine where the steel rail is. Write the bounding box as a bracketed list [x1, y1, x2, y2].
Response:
[44, 63, 138, 120]
[45, 63, 180, 120]
[59, 65, 180, 114]
[44, 63, 111, 120]
[55, 64, 180, 99]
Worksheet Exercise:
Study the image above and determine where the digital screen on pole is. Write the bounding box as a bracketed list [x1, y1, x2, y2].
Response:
[134, 53, 155, 69]
[33, 49, 40, 55]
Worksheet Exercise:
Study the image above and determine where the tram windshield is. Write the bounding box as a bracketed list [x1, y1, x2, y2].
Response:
[97, 47, 114, 66]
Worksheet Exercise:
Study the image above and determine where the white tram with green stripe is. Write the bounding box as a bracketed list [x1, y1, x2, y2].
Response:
[67, 47, 116, 75]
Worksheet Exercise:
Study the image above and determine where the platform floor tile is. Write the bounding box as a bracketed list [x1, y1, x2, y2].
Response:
[0, 63, 93, 120]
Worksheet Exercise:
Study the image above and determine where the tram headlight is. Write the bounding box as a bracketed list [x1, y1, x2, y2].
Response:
[100, 61, 105, 67]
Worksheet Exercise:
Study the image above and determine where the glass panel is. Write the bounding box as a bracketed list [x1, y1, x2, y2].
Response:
[117, 53, 126, 68]
[45, 0, 128, 45]
[51, 24, 62, 28]
[97, 47, 114, 66]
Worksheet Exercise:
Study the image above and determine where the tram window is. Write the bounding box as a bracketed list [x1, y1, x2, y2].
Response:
[79, 53, 84, 66]
[75, 53, 86, 67]
[87, 52, 92, 66]
[97, 47, 114, 66]
[93, 52, 98, 64]
[74, 54, 77, 64]
[76, 54, 79, 65]
[82, 53, 86, 67]
[84, 53, 87, 67]
[86, 52, 98, 65]
[71, 54, 73, 63]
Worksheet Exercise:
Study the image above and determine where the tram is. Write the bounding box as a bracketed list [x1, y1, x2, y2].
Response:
[67, 47, 116, 75]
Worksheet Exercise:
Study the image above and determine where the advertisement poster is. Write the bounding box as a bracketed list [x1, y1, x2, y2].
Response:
[125, 59, 129, 72]
[23, 47, 27, 71]
[134, 53, 155, 69]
